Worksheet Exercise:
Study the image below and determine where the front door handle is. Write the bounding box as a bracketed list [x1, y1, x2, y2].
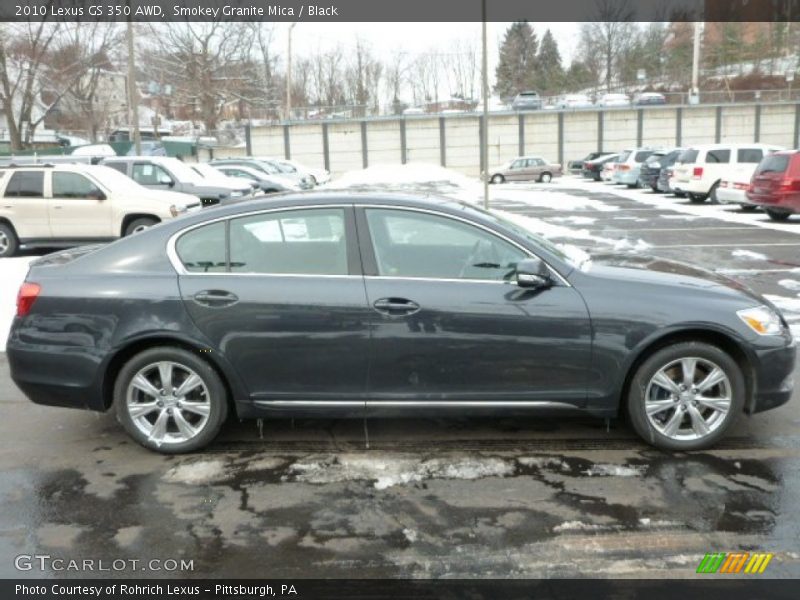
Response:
[193, 289, 239, 308]
[373, 297, 421, 316]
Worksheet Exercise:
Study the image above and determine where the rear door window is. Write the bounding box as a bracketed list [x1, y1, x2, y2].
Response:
[4, 171, 44, 198]
[737, 148, 764, 163]
[52, 172, 104, 200]
[175, 222, 227, 273]
[706, 149, 731, 163]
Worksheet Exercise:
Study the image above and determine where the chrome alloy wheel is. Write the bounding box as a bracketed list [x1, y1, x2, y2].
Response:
[644, 357, 732, 441]
[126, 361, 211, 446]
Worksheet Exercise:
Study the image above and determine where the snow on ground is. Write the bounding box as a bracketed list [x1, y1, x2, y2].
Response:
[583, 464, 646, 477]
[284, 453, 516, 490]
[163, 459, 229, 484]
[733, 249, 768, 260]
[0, 257, 35, 352]
[328, 163, 482, 196]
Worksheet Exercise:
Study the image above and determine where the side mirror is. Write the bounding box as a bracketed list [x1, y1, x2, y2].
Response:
[516, 257, 552, 289]
[158, 175, 174, 187]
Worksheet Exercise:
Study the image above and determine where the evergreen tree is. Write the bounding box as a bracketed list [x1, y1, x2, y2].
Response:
[536, 29, 564, 94]
[494, 21, 539, 100]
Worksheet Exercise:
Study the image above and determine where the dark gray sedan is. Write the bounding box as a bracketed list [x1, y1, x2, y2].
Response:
[6, 193, 795, 453]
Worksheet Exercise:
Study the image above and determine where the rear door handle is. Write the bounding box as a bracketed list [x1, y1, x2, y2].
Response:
[373, 297, 420, 316]
[193, 289, 239, 308]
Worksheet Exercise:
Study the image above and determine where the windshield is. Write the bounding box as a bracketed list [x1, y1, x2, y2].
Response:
[89, 165, 148, 191]
[457, 204, 589, 271]
[160, 158, 207, 184]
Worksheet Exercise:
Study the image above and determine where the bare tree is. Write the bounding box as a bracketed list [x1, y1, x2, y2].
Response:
[245, 23, 282, 119]
[385, 50, 409, 113]
[445, 37, 479, 101]
[578, 0, 637, 91]
[344, 38, 383, 116]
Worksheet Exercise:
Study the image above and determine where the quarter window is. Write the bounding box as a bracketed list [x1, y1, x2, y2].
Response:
[737, 148, 764, 163]
[706, 149, 731, 163]
[175, 222, 227, 273]
[229, 208, 347, 275]
[52, 172, 104, 199]
[365, 209, 526, 281]
[4, 171, 44, 198]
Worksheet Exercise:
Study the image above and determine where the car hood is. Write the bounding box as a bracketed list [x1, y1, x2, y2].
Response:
[585, 253, 766, 304]
[131, 189, 200, 205]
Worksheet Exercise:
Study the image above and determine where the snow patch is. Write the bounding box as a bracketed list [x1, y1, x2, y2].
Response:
[583, 464, 645, 477]
[778, 279, 800, 292]
[329, 163, 478, 192]
[732, 249, 768, 260]
[164, 459, 228, 484]
[549, 216, 598, 226]
[402, 528, 418, 543]
[518, 456, 570, 470]
[0, 257, 35, 352]
[553, 521, 611, 533]
[613, 238, 651, 252]
[285, 454, 515, 490]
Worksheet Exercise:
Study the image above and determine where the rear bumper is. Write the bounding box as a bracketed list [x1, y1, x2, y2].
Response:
[614, 170, 638, 184]
[669, 178, 706, 194]
[716, 187, 750, 205]
[747, 190, 800, 212]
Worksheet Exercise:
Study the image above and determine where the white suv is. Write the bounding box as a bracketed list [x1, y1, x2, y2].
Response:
[0, 164, 200, 257]
[669, 143, 783, 203]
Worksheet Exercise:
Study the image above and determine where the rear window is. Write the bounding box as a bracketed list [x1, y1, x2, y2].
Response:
[737, 148, 764, 163]
[706, 149, 731, 163]
[618, 151, 631, 162]
[4, 171, 44, 198]
[755, 155, 790, 175]
[644, 154, 665, 165]
[634, 151, 653, 162]
[678, 149, 698, 163]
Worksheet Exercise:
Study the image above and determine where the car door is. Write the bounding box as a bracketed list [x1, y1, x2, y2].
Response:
[48, 171, 113, 239]
[173, 205, 372, 409]
[506, 158, 526, 181]
[131, 162, 174, 190]
[1, 170, 50, 239]
[357, 206, 592, 409]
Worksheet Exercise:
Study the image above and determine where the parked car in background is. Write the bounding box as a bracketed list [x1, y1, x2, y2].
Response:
[274, 158, 331, 185]
[8, 193, 795, 453]
[557, 94, 593, 109]
[568, 151, 614, 173]
[652, 149, 685, 193]
[126, 141, 167, 156]
[102, 157, 247, 207]
[402, 107, 425, 116]
[635, 92, 667, 106]
[716, 177, 758, 210]
[210, 158, 314, 190]
[582, 153, 620, 181]
[670, 143, 783, 203]
[746, 150, 800, 220]
[638, 148, 684, 192]
[596, 93, 631, 108]
[213, 164, 299, 194]
[190, 163, 260, 196]
[0, 164, 199, 257]
[512, 91, 542, 111]
[613, 148, 659, 188]
[488, 156, 562, 183]
[601, 156, 620, 181]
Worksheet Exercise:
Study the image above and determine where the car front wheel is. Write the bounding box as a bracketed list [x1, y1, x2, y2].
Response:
[0, 223, 19, 257]
[124, 217, 158, 236]
[491, 174, 505, 184]
[688, 193, 707, 203]
[539, 172, 552, 183]
[626, 342, 744, 450]
[114, 347, 228, 453]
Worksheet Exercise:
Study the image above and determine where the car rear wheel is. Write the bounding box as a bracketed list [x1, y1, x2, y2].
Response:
[491, 174, 505, 184]
[626, 342, 744, 451]
[539, 172, 552, 183]
[688, 193, 707, 203]
[766, 209, 791, 221]
[0, 223, 19, 258]
[124, 217, 158, 236]
[674, 191, 686, 198]
[708, 182, 720, 204]
[114, 347, 228, 453]
[740, 205, 758, 212]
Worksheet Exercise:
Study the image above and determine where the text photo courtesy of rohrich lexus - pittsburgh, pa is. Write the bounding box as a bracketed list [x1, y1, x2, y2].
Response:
[1, 0, 800, 598]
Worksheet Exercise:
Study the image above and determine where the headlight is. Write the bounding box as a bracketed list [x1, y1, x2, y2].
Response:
[737, 305, 784, 335]
[169, 204, 187, 217]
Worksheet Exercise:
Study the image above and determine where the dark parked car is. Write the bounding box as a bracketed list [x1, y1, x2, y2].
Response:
[635, 92, 667, 106]
[582, 153, 620, 181]
[7, 193, 795, 453]
[568, 151, 613, 173]
[652, 149, 685, 193]
[746, 150, 800, 221]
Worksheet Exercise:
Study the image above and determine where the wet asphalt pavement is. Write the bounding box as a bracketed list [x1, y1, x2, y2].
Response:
[1, 178, 800, 579]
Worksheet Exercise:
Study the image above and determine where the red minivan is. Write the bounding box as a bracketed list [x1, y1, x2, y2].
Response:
[747, 150, 800, 221]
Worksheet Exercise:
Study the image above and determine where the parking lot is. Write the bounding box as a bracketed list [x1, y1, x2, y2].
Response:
[1, 174, 799, 579]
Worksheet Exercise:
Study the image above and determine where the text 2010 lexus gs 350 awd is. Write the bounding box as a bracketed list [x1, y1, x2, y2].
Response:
[7, 193, 796, 453]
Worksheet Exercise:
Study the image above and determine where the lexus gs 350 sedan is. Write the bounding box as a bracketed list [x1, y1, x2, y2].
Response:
[7, 193, 796, 453]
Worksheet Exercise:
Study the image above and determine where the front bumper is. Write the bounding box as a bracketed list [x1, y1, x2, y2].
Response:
[748, 333, 796, 414]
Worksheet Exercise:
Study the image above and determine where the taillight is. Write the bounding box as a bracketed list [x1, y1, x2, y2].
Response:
[692, 167, 704, 178]
[16, 282, 40, 317]
[618, 164, 630, 171]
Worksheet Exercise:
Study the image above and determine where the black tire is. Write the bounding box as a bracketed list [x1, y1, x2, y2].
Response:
[627, 183, 638, 189]
[309, 175, 318, 186]
[0, 222, 19, 258]
[114, 347, 228, 454]
[651, 185, 659, 193]
[539, 172, 552, 183]
[766, 209, 791, 222]
[593, 173, 602, 181]
[708, 182, 720, 204]
[674, 191, 687, 198]
[124, 217, 158, 237]
[688, 193, 707, 203]
[740, 205, 759, 212]
[626, 341, 744, 451]
[491, 174, 505, 184]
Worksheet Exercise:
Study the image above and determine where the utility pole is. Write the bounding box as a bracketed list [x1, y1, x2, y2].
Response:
[690, 21, 702, 105]
[481, 1, 489, 209]
[286, 23, 296, 121]
[126, 15, 141, 155]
